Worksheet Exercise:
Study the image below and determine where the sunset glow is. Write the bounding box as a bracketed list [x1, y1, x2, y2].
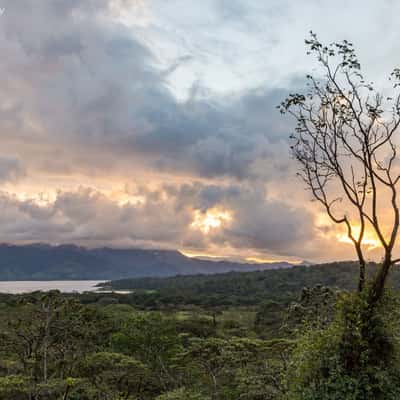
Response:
[337, 232, 381, 250]
[2, 2, 400, 396]
[0, 0, 399, 263]
[336, 224, 381, 250]
[191, 209, 232, 234]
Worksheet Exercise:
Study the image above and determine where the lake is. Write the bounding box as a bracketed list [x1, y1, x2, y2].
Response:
[0, 280, 105, 294]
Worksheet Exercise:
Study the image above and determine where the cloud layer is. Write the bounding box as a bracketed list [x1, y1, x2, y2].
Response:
[1, 0, 398, 261]
[0, 183, 322, 260]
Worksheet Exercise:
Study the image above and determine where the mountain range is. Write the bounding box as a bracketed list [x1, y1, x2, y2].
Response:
[0, 243, 295, 280]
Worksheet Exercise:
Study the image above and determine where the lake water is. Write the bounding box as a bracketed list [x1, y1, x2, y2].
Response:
[0, 280, 105, 294]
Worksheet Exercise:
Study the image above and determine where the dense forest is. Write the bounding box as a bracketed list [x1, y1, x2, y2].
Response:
[99, 261, 400, 307]
[1, 262, 400, 399]
[0, 285, 333, 399]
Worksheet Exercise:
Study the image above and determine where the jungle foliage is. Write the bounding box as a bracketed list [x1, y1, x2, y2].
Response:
[1, 272, 400, 399]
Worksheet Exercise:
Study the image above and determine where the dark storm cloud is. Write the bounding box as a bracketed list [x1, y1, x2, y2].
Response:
[0, 0, 292, 181]
[127, 86, 292, 180]
[0, 0, 327, 260]
[0, 0, 397, 262]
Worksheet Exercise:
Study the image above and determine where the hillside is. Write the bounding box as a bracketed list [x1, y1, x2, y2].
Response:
[97, 262, 400, 307]
[0, 243, 293, 280]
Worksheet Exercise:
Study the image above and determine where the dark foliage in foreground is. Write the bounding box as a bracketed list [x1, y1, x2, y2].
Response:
[0, 289, 293, 399]
[1, 264, 400, 399]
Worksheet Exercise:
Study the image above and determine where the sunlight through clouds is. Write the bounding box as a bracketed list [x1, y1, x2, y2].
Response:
[1, 0, 400, 262]
[190, 208, 232, 234]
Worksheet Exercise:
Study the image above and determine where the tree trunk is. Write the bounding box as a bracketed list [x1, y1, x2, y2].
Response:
[356, 244, 366, 292]
[62, 385, 70, 400]
[358, 261, 366, 292]
[368, 259, 392, 305]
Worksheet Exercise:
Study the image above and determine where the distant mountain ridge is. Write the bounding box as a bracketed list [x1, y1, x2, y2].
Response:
[0, 243, 294, 280]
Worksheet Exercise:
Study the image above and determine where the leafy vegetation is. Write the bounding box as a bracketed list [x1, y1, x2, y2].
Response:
[287, 290, 400, 399]
[1, 260, 400, 398]
[0, 288, 292, 399]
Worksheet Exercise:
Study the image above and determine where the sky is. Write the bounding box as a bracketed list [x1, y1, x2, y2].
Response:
[0, 0, 399, 263]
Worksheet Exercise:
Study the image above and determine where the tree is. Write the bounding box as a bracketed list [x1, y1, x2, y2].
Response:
[178, 337, 269, 399]
[111, 313, 183, 392]
[80, 352, 151, 399]
[284, 285, 339, 333]
[280, 33, 400, 399]
[279, 32, 400, 304]
[0, 292, 110, 400]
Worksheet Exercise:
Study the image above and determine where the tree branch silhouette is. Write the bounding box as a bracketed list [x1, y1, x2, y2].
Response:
[280, 32, 400, 301]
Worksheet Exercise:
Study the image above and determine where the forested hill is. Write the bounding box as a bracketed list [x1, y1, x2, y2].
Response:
[99, 262, 400, 307]
[0, 243, 293, 280]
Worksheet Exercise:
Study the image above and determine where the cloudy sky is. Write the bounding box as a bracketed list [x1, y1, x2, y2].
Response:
[0, 0, 399, 263]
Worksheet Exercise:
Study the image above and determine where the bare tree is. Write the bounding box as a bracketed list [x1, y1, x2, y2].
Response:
[279, 32, 400, 305]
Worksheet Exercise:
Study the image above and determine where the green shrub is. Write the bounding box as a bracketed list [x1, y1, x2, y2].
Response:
[287, 291, 400, 400]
